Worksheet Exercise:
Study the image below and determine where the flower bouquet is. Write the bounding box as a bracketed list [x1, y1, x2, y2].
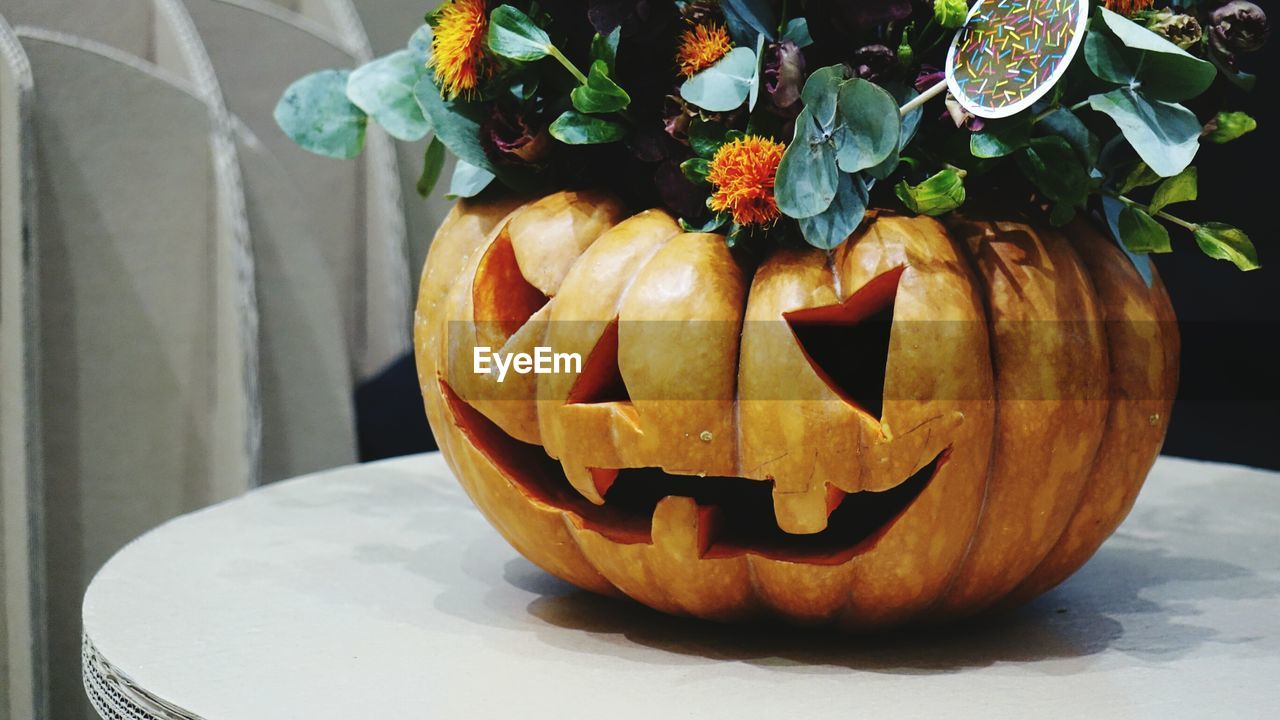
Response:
[275, 1, 1269, 627]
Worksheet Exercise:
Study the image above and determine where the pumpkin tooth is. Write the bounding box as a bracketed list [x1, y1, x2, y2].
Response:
[771, 483, 844, 535]
[651, 496, 721, 558]
[563, 463, 608, 505]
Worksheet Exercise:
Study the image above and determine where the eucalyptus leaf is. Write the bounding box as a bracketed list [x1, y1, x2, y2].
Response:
[591, 27, 621, 73]
[549, 110, 628, 144]
[1193, 223, 1260, 271]
[798, 173, 869, 250]
[347, 50, 431, 142]
[749, 33, 766, 111]
[776, 108, 839, 219]
[446, 159, 496, 199]
[275, 69, 368, 159]
[721, 0, 777, 44]
[895, 169, 966, 216]
[572, 60, 631, 114]
[1084, 29, 1136, 85]
[1149, 167, 1197, 214]
[413, 76, 494, 171]
[833, 79, 900, 173]
[1088, 88, 1199, 177]
[417, 136, 446, 197]
[488, 4, 552, 61]
[800, 65, 849, 129]
[1092, 7, 1217, 102]
[409, 25, 432, 66]
[680, 212, 730, 233]
[680, 47, 757, 112]
[1118, 205, 1171, 254]
[782, 18, 813, 48]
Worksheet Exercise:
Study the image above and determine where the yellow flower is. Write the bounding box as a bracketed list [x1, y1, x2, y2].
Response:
[707, 136, 786, 227]
[1102, 0, 1154, 16]
[429, 0, 493, 100]
[677, 23, 733, 77]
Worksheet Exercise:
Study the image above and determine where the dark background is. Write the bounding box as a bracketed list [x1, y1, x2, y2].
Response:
[357, 35, 1280, 471]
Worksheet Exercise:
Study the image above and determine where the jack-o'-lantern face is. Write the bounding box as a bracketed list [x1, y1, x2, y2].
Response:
[415, 191, 1178, 629]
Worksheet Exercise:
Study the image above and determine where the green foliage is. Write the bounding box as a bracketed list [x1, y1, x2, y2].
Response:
[934, 0, 969, 30]
[776, 108, 839, 218]
[1088, 88, 1200, 177]
[689, 120, 730, 159]
[680, 158, 711, 185]
[488, 5, 552, 61]
[782, 18, 813, 48]
[970, 116, 1032, 159]
[1088, 7, 1216, 102]
[1193, 223, 1260, 271]
[1149, 167, 1197, 215]
[417, 137, 446, 197]
[797, 173, 869, 249]
[413, 76, 494, 172]
[347, 50, 431, 142]
[1205, 111, 1258, 144]
[549, 111, 628, 144]
[591, 27, 621, 73]
[1017, 137, 1091, 225]
[571, 60, 631, 114]
[833, 79, 901, 173]
[896, 169, 966, 216]
[274, 70, 367, 159]
[1117, 205, 1172, 254]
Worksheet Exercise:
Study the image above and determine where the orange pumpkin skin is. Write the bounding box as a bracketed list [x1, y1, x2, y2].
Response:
[414, 191, 1178, 629]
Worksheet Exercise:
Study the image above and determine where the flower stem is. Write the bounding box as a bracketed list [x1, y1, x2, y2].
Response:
[547, 45, 588, 86]
[1113, 192, 1200, 232]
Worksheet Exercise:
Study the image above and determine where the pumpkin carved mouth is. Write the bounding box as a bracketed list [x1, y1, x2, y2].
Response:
[442, 380, 948, 565]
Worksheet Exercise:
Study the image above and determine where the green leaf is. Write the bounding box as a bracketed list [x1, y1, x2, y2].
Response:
[970, 116, 1032, 159]
[1088, 88, 1199, 177]
[782, 18, 813, 48]
[590, 27, 620, 73]
[798, 173, 869, 250]
[1193, 222, 1260, 271]
[1091, 7, 1217, 102]
[800, 65, 849, 129]
[488, 4, 552, 61]
[413, 76, 494, 172]
[680, 157, 711, 185]
[776, 108, 839, 219]
[446, 159, 495, 199]
[1205, 111, 1257, 144]
[408, 24, 432, 66]
[1017, 136, 1090, 209]
[275, 70, 368, 159]
[680, 46, 757, 112]
[934, 0, 969, 29]
[417, 136, 447, 197]
[1102, 195, 1155, 286]
[571, 60, 631, 114]
[548, 110, 628, 144]
[895, 169, 966, 216]
[1037, 108, 1099, 166]
[1117, 205, 1171, 254]
[1085, 28, 1136, 85]
[680, 211, 730, 233]
[1149, 166, 1197, 214]
[833, 79, 900, 173]
[689, 120, 729, 158]
[347, 50, 431, 142]
[748, 33, 766, 112]
[1119, 162, 1162, 193]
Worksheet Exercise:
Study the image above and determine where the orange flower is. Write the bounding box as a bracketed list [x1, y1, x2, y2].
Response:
[429, 0, 493, 100]
[1102, 0, 1154, 16]
[677, 23, 733, 77]
[707, 136, 786, 227]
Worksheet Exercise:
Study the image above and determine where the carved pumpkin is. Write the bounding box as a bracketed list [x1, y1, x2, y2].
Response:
[414, 191, 1178, 629]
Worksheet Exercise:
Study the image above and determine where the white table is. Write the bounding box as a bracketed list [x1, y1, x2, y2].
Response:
[82, 453, 1280, 719]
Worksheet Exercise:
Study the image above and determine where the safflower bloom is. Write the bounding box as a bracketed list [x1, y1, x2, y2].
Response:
[429, 0, 493, 99]
[707, 136, 786, 226]
[677, 23, 733, 77]
[1102, 0, 1154, 16]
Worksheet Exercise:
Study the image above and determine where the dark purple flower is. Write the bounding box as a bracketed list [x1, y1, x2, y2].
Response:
[482, 104, 549, 165]
[850, 44, 896, 82]
[763, 41, 806, 112]
[1211, 1, 1270, 54]
[655, 160, 707, 219]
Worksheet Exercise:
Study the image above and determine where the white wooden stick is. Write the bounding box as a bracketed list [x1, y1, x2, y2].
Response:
[899, 79, 948, 116]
